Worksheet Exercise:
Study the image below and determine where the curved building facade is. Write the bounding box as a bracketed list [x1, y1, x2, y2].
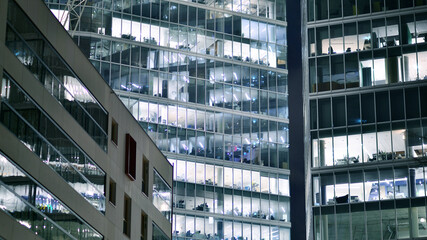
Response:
[46, 0, 291, 239]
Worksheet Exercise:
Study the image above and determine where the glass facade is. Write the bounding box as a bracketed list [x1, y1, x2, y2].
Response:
[0, 151, 103, 239]
[46, 0, 290, 238]
[6, 0, 109, 152]
[153, 168, 172, 221]
[0, 73, 106, 213]
[307, 0, 427, 239]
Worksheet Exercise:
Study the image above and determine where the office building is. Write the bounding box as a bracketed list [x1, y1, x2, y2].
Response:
[305, 0, 427, 239]
[0, 0, 173, 239]
[45, 0, 292, 238]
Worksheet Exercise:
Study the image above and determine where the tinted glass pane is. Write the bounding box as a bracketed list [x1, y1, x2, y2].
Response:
[347, 94, 360, 125]
[329, 0, 342, 18]
[333, 96, 346, 127]
[386, 0, 398, 9]
[390, 89, 404, 120]
[319, 98, 332, 128]
[376, 91, 390, 122]
[317, 27, 329, 55]
[345, 53, 359, 88]
[405, 87, 420, 119]
[309, 58, 317, 92]
[358, 0, 370, 14]
[316, 0, 328, 20]
[343, 0, 356, 16]
[311, 100, 318, 129]
[317, 57, 330, 92]
[331, 55, 344, 90]
[421, 87, 427, 118]
[361, 93, 375, 123]
[330, 24, 343, 54]
[400, 0, 413, 8]
[371, 0, 384, 12]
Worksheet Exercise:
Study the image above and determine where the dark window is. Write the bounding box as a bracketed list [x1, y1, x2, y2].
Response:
[400, 0, 413, 8]
[125, 134, 137, 180]
[361, 93, 375, 124]
[358, 0, 370, 14]
[161, 2, 169, 21]
[309, 58, 316, 92]
[317, 57, 330, 92]
[329, 0, 342, 18]
[376, 91, 390, 122]
[170, 3, 178, 23]
[188, 78, 196, 103]
[390, 89, 404, 120]
[179, 5, 188, 25]
[333, 96, 346, 127]
[407, 120, 422, 156]
[386, 0, 398, 9]
[123, 194, 132, 237]
[405, 88, 420, 119]
[188, 6, 197, 26]
[197, 8, 205, 28]
[308, 28, 316, 57]
[347, 94, 360, 125]
[319, 98, 332, 128]
[130, 47, 140, 67]
[345, 53, 359, 88]
[111, 118, 118, 145]
[109, 178, 117, 205]
[316, 0, 328, 20]
[343, 0, 356, 16]
[142, 156, 149, 196]
[371, 0, 384, 12]
[331, 55, 344, 90]
[330, 24, 343, 53]
[141, 211, 148, 240]
[316, 27, 329, 56]
[310, 100, 318, 129]
[401, 15, 415, 45]
[421, 87, 427, 118]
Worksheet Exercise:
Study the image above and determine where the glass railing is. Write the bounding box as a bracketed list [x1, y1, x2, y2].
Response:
[6, 0, 108, 152]
[153, 169, 172, 221]
[0, 74, 105, 213]
[0, 152, 103, 240]
[153, 222, 169, 240]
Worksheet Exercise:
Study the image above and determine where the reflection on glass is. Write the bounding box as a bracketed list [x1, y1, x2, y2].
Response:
[365, 170, 379, 201]
[0, 153, 102, 239]
[153, 169, 172, 221]
[0, 76, 105, 212]
[350, 171, 364, 202]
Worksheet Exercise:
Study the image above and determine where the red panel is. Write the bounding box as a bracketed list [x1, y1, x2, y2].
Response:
[125, 133, 137, 181]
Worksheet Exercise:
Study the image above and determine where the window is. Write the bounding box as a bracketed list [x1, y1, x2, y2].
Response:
[123, 194, 132, 237]
[109, 178, 117, 205]
[153, 169, 172, 220]
[125, 133, 137, 180]
[141, 211, 148, 240]
[153, 223, 169, 240]
[111, 118, 119, 145]
[142, 156, 149, 195]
